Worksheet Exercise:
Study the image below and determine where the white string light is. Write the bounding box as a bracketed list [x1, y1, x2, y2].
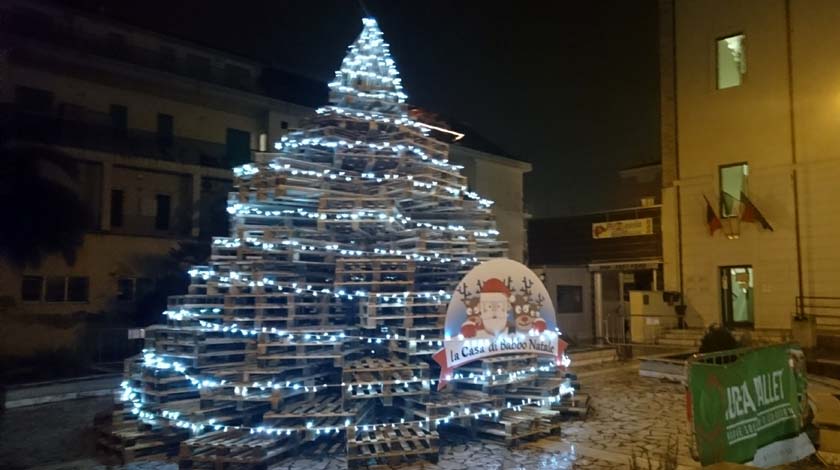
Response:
[120, 373, 575, 436]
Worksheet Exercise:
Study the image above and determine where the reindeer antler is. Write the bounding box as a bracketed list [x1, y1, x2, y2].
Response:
[521, 276, 534, 296]
[456, 282, 471, 303]
[505, 276, 514, 291]
[535, 293, 545, 309]
[476, 279, 484, 292]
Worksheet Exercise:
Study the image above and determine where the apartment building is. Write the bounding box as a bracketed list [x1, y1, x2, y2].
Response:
[660, 0, 840, 336]
[0, 2, 534, 357]
[0, 1, 313, 355]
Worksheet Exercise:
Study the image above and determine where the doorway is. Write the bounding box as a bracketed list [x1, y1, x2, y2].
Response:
[720, 266, 754, 328]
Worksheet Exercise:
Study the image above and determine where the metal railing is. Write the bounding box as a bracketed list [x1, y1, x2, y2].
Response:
[796, 296, 840, 332]
[1, 106, 235, 169]
[603, 308, 628, 345]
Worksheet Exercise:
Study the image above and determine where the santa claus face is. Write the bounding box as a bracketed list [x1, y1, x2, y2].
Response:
[479, 292, 509, 335]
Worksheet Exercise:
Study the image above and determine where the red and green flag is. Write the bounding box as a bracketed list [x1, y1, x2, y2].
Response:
[704, 195, 722, 235]
[740, 192, 773, 231]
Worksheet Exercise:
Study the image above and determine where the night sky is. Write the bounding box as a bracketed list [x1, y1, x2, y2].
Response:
[58, 0, 661, 218]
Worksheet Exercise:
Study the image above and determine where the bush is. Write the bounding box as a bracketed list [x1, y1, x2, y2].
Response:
[698, 324, 741, 354]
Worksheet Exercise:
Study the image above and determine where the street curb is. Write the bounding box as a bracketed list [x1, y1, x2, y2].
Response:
[2, 373, 121, 409]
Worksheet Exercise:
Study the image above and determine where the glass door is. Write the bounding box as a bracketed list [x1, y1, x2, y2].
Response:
[720, 266, 754, 328]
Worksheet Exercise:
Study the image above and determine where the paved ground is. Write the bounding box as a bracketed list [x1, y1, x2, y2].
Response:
[1, 362, 835, 470]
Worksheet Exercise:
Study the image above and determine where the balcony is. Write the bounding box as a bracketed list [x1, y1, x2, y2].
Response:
[1, 105, 234, 169]
[2, 7, 258, 93]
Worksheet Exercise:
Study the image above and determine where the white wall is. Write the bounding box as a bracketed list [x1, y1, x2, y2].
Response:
[540, 266, 593, 343]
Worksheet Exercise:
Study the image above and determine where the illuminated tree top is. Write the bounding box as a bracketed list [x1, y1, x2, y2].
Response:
[329, 18, 407, 114]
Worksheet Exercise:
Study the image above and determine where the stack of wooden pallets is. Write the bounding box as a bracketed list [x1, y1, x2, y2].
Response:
[101, 18, 587, 469]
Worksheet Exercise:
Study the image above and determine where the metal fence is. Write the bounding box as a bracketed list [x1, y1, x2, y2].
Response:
[796, 296, 840, 332]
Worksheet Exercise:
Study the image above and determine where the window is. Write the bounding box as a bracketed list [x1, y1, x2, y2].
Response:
[136, 278, 154, 297]
[556, 285, 583, 314]
[31, 276, 89, 302]
[45, 276, 66, 302]
[720, 163, 748, 218]
[21, 276, 43, 301]
[117, 277, 154, 301]
[117, 278, 134, 301]
[15, 86, 54, 113]
[110, 104, 127, 130]
[720, 266, 754, 327]
[111, 189, 124, 228]
[717, 34, 745, 89]
[226, 128, 251, 166]
[157, 113, 174, 146]
[67, 277, 89, 302]
[155, 194, 171, 230]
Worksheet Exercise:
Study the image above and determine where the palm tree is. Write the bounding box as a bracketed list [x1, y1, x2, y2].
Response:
[0, 144, 91, 267]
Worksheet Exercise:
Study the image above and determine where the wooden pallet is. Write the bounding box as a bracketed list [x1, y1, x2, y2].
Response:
[449, 354, 541, 392]
[178, 430, 293, 469]
[342, 358, 429, 406]
[97, 410, 187, 463]
[357, 298, 444, 329]
[503, 377, 571, 402]
[404, 391, 501, 430]
[553, 392, 591, 418]
[261, 395, 374, 439]
[346, 423, 439, 469]
[475, 407, 551, 446]
[335, 258, 416, 293]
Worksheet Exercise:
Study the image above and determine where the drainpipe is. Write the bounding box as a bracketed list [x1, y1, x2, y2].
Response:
[785, 0, 806, 318]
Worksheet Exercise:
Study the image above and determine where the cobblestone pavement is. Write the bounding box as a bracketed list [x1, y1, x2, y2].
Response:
[3, 362, 837, 470]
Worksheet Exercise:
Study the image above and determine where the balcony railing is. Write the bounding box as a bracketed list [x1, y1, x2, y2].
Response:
[796, 296, 840, 333]
[1, 105, 236, 169]
[3, 7, 258, 93]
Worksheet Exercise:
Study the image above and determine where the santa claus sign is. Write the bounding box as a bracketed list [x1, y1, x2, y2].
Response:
[433, 258, 568, 389]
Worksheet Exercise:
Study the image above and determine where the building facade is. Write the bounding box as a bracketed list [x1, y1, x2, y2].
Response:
[661, 0, 840, 335]
[449, 144, 532, 263]
[529, 165, 662, 344]
[0, 1, 312, 355]
[0, 2, 532, 357]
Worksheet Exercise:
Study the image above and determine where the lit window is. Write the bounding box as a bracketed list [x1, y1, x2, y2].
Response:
[717, 34, 745, 89]
[720, 163, 748, 218]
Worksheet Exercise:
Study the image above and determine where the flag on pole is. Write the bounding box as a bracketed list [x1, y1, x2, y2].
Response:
[704, 195, 722, 235]
[740, 192, 774, 231]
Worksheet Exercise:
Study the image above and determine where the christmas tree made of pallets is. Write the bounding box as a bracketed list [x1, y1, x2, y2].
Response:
[107, 18, 578, 469]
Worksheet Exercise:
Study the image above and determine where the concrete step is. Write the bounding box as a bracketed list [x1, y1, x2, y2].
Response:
[657, 337, 700, 347]
[658, 328, 705, 338]
[809, 358, 840, 381]
[567, 347, 618, 367]
[2, 373, 121, 409]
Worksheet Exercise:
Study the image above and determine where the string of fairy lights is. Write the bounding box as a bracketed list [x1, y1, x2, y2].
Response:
[124, 344, 573, 436]
[124, 17, 576, 446]
[234, 161, 494, 208]
[138, 344, 568, 392]
[329, 18, 408, 104]
[121, 379, 574, 436]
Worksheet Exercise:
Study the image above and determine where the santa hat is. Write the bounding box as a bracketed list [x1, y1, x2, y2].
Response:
[480, 278, 510, 297]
